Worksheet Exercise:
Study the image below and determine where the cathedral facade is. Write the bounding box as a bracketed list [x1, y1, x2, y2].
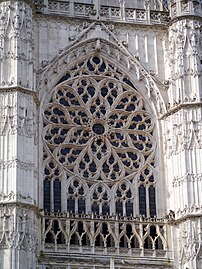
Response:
[0, 0, 202, 268]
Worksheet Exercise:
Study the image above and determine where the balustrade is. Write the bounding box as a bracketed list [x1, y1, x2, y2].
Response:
[34, 0, 169, 24]
[42, 212, 169, 258]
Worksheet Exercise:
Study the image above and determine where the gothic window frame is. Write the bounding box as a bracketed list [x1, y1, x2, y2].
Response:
[90, 182, 111, 216]
[66, 177, 88, 214]
[39, 39, 166, 218]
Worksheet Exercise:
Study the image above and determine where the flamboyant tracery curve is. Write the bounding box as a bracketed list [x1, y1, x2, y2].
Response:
[43, 55, 157, 217]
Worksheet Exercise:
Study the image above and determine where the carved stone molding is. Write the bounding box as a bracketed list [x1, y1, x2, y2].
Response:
[176, 204, 202, 218]
[0, 206, 38, 250]
[0, 92, 37, 137]
[0, 0, 34, 88]
[178, 218, 202, 265]
[41, 260, 171, 269]
[39, 244, 172, 268]
[163, 108, 202, 157]
[0, 158, 35, 170]
[172, 173, 202, 187]
[0, 1, 33, 39]
[0, 191, 36, 204]
[170, 0, 202, 19]
[167, 19, 202, 106]
[0, 87, 39, 105]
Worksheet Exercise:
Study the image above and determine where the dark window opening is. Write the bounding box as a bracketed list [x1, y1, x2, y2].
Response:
[78, 199, 86, 214]
[92, 123, 105, 135]
[53, 220, 59, 234]
[45, 232, 54, 243]
[70, 233, 79, 245]
[149, 186, 156, 217]
[126, 201, 133, 216]
[144, 237, 152, 249]
[119, 236, 127, 248]
[155, 237, 163, 250]
[67, 198, 75, 213]
[95, 234, 104, 247]
[54, 180, 61, 212]
[102, 223, 108, 236]
[150, 226, 157, 240]
[131, 237, 139, 248]
[102, 203, 110, 215]
[81, 233, 89, 245]
[116, 200, 123, 215]
[107, 235, 115, 247]
[92, 203, 99, 215]
[57, 232, 65, 244]
[44, 179, 51, 212]
[139, 185, 146, 216]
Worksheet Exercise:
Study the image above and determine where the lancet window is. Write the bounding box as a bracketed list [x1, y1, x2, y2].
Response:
[91, 184, 110, 215]
[115, 181, 134, 216]
[67, 178, 86, 214]
[42, 54, 157, 217]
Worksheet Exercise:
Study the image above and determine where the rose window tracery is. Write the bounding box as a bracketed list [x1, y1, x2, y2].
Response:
[43, 55, 157, 217]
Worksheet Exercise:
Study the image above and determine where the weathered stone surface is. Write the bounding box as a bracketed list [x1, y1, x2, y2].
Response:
[0, 0, 202, 268]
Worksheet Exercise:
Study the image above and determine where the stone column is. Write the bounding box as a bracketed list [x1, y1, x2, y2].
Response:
[164, 1, 202, 268]
[0, 0, 38, 268]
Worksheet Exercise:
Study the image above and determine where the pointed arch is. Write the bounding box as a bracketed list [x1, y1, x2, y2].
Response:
[112, 179, 135, 216]
[39, 35, 165, 221]
[38, 37, 167, 118]
[66, 177, 88, 214]
[89, 182, 111, 216]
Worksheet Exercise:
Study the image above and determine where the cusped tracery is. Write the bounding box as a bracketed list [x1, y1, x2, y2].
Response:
[43, 55, 156, 217]
[43, 56, 155, 184]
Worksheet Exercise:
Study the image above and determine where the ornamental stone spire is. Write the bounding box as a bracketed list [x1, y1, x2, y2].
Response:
[0, 0, 38, 268]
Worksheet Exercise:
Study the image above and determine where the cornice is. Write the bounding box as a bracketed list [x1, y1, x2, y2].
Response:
[0, 86, 40, 106]
[168, 14, 202, 27]
[160, 102, 202, 119]
[0, 201, 40, 214]
[168, 213, 202, 225]
[39, 252, 172, 267]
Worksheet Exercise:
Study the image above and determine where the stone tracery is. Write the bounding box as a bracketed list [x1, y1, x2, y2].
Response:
[43, 54, 156, 217]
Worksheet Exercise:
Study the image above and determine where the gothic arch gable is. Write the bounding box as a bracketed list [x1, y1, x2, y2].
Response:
[38, 36, 168, 118]
[39, 35, 166, 217]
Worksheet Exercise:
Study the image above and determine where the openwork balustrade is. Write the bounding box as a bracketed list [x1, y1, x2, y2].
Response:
[42, 213, 169, 257]
[35, 0, 169, 25]
[170, 0, 202, 18]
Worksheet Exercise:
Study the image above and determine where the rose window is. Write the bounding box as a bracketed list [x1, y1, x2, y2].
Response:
[43, 55, 157, 217]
